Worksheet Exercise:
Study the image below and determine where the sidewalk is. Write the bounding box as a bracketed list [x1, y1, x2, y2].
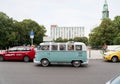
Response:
[87, 50, 103, 59]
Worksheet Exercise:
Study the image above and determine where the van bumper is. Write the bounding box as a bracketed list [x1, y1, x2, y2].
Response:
[34, 58, 41, 64]
[82, 60, 89, 65]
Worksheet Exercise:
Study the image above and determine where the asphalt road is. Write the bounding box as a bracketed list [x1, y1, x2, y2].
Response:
[0, 60, 120, 84]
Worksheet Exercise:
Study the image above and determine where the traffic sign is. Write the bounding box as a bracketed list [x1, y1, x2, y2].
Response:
[30, 31, 34, 35]
[30, 31, 34, 39]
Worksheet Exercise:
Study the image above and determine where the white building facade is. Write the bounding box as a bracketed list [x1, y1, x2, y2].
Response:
[50, 25, 85, 40]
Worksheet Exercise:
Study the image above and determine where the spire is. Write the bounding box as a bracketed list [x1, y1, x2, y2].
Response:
[103, 0, 108, 11]
[105, 0, 107, 4]
[102, 0, 109, 19]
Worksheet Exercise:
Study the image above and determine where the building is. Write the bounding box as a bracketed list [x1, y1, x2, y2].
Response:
[102, 0, 109, 19]
[50, 25, 84, 40]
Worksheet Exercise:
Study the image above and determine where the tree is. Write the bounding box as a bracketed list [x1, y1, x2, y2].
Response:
[55, 37, 63, 42]
[113, 16, 120, 31]
[89, 18, 117, 48]
[113, 37, 120, 45]
[0, 12, 14, 49]
[0, 12, 46, 49]
[19, 19, 46, 45]
[74, 37, 88, 45]
[54, 37, 88, 45]
[112, 16, 120, 45]
[63, 38, 68, 42]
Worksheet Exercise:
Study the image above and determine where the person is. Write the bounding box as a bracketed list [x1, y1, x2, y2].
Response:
[60, 45, 64, 50]
[103, 43, 108, 52]
[68, 45, 74, 50]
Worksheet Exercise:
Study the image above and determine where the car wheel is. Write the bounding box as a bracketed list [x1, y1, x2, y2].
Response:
[112, 56, 118, 63]
[72, 60, 81, 67]
[23, 56, 30, 62]
[0, 56, 4, 61]
[41, 59, 49, 67]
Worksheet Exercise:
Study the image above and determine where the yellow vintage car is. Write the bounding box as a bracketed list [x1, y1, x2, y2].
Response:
[104, 47, 120, 62]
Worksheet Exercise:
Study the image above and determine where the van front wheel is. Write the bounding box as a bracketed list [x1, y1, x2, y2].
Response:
[41, 59, 49, 67]
[72, 60, 81, 67]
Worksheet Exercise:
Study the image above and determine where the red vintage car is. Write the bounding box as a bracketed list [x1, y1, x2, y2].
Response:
[0, 46, 35, 62]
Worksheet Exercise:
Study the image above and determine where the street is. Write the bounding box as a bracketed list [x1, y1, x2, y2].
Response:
[0, 59, 120, 84]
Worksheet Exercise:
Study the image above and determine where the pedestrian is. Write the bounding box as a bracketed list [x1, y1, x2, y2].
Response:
[103, 43, 108, 52]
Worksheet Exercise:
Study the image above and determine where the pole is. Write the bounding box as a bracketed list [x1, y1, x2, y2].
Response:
[31, 38, 33, 45]
[30, 30, 34, 46]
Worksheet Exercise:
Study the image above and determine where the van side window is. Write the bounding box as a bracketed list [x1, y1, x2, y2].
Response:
[75, 45, 82, 51]
[41, 45, 49, 50]
[59, 45, 66, 50]
[68, 45, 74, 51]
[52, 45, 58, 50]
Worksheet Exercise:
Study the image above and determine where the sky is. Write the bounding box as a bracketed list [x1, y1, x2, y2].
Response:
[0, 0, 120, 37]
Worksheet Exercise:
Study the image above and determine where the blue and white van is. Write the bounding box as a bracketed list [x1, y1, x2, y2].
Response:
[34, 42, 88, 67]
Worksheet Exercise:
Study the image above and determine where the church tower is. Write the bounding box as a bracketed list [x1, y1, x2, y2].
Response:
[102, 0, 109, 19]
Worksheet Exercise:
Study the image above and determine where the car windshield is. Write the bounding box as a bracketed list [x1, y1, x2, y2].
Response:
[113, 47, 120, 52]
[9, 47, 17, 51]
[8, 46, 31, 51]
[111, 75, 120, 84]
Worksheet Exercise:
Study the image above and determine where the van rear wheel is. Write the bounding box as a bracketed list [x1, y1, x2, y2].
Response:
[41, 59, 49, 67]
[72, 60, 81, 67]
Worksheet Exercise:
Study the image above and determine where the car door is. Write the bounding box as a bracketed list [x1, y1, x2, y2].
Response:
[15, 47, 25, 60]
[4, 47, 17, 60]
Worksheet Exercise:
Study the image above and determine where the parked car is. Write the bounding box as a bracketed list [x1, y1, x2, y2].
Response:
[104, 47, 120, 62]
[106, 74, 120, 84]
[0, 46, 35, 62]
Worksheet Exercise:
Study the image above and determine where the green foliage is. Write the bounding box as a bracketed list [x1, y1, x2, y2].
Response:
[63, 38, 68, 42]
[54, 37, 88, 45]
[0, 12, 46, 49]
[74, 37, 88, 45]
[55, 37, 63, 42]
[89, 16, 120, 48]
[113, 37, 120, 45]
